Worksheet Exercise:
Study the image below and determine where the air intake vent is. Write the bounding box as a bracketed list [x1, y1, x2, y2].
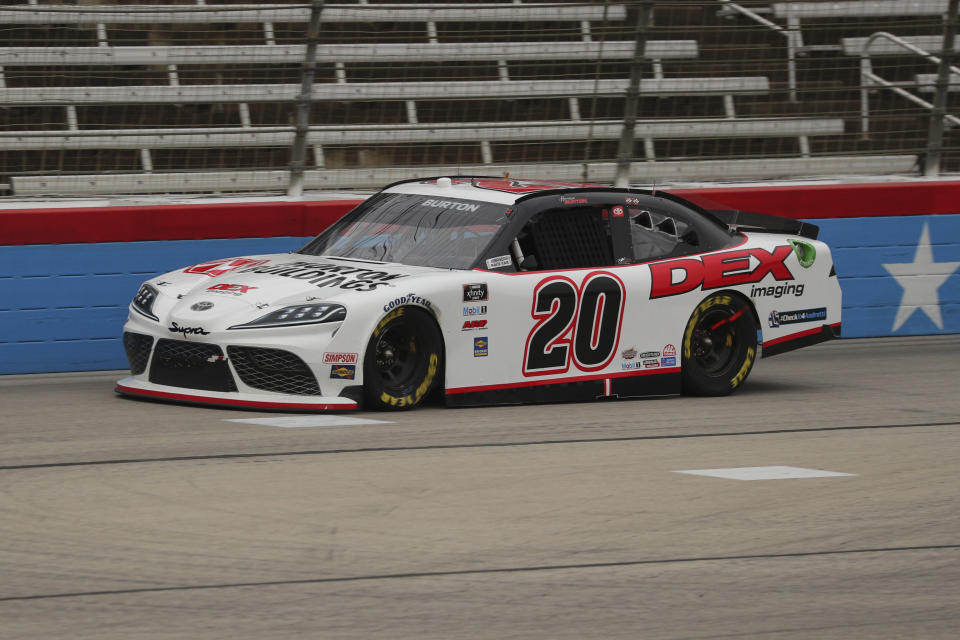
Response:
[122, 332, 154, 375]
[227, 346, 321, 396]
[149, 339, 236, 392]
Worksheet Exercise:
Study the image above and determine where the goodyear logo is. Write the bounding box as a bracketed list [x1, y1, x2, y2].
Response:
[330, 364, 356, 380]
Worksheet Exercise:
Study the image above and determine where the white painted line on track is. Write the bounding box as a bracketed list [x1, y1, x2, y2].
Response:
[673, 466, 856, 481]
[226, 416, 393, 428]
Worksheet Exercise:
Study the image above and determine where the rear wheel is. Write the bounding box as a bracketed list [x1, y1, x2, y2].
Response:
[363, 307, 443, 410]
[681, 293, 757, 396]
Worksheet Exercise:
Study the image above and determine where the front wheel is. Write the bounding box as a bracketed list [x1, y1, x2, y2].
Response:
[681, 294, 757, 396]
[363, 306, 443, 410]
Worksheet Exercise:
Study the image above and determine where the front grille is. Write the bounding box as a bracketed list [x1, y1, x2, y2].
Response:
[123, 332, 154, 375]
[149, 339, 237, 392]
[227, 346, 321, 395]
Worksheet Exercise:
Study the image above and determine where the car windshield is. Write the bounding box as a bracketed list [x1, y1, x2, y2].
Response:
[298, 193, 510, 269]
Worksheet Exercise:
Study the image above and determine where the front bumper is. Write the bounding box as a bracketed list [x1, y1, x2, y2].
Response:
[119, 327, 360, 412]
[116, 377, 358, 412]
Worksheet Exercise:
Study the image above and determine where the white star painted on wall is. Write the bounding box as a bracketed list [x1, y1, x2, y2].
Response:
[882, 223, 960, 331]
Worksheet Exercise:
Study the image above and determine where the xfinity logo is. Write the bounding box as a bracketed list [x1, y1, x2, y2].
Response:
[169, 322, 210, 339]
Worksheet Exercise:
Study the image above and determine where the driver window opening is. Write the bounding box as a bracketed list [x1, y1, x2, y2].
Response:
[511, 207, 614, 271]
[629, 208, 699, 262]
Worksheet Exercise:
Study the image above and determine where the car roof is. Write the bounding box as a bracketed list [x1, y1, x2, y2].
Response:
[383, 176, 610, 205]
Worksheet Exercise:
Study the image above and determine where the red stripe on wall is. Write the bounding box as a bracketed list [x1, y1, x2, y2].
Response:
[5, 180, 960, 245]
[0, 200, 363, 245]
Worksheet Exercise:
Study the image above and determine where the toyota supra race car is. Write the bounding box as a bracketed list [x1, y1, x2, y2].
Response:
[116, 177, 842, 412]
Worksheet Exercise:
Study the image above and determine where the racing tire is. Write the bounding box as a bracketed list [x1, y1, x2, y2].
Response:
[363, 306, 443, 410]
[681, 293, 758, 396]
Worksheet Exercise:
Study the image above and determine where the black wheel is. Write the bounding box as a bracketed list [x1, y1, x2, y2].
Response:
[681, 293, 757, 396]
[363, 306, 443, 410]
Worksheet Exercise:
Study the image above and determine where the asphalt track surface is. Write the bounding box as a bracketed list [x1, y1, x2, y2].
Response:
[1, 335, 958, 639]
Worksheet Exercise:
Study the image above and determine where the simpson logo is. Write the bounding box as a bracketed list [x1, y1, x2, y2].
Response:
[463, 283, 488, 302]
[185, 258, 269, 277]
[208, 283, 257, 295]
[769, 307, 827, 328]
[649, 245, 795, 299]
[639, 351, 660, 358]
[473, 337, 489, 357]
[463, 305, 487, 316]
[323, 352, 358, 364]
[462, 319, 488, 331]
[330, 364, 356, 380]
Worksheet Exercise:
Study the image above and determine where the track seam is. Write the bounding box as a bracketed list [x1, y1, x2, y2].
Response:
[2, 420, 958, 471]
[2, 544, 957, 602]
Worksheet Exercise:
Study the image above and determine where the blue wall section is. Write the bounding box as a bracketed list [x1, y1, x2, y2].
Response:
[814, 215, 960, 338]
[0, 236, 311, 374]
[3, 214, 960, 374]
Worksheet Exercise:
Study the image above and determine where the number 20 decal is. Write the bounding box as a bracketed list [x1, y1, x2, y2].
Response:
[523, 272, 625, 376]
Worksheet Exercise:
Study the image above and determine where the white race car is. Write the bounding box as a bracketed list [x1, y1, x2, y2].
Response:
[117, 177, 842, 411]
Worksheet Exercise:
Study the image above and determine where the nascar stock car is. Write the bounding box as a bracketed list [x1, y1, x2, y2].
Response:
[116, 176, 842, 411]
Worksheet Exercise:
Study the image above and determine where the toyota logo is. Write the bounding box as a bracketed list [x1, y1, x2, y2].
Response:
[191, 301, 214, 311]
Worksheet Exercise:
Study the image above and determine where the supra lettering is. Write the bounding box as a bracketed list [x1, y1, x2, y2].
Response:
[168, 322, 210, 339]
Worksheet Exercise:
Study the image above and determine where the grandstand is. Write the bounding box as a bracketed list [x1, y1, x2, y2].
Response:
[1, 0, 959, 197]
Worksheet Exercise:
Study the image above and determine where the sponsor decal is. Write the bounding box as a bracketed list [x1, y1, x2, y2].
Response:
[768, 307, 827, 328]
[238, 260, 406, 292]
[383, 293, 432, 313]
[206, 355, 228, 363]
[663, 344, 677, 357]
[185, 258, 269, 277]
[421, 199, 481, 212]
[155, 281, 172, 287]
[463, 283, 488, 302]
[207, 283, 257, 296]
[474, 336, 489, 357]
[191, 301, 214, 311]
[560, 196, 588, 205]
[649, 245, 795, 299]
[486, 255, 512, 270]
[462, 319, 488, 331]
[323, 352, 358, 365]
[750, 282, 805, 298]
[639, 351, 660, 358]
[660, 356, 677, 367]
[612, 206, 625, 218]
[330, 364, 356, 380]
[625, 197, 641, 205]
[789, 239, 817, 268]
[643, 359, 660, 368]
[168, 322, 210, 338]
[621, 347, 638, 360]
[621, 362, 640, 370]
[463, 305, 488, 316]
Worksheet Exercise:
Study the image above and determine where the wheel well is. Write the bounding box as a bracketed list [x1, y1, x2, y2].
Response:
[369, 304, 446, 386]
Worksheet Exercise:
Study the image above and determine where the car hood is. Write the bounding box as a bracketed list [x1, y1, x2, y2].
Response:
[146, 253, 449, 323]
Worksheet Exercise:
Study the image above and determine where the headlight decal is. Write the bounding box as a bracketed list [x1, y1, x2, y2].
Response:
[228, 303, 347, 330]
[132, 283, 159, 321]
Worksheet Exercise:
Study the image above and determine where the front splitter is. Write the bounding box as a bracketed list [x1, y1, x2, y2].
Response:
[116, 377, 358, 412]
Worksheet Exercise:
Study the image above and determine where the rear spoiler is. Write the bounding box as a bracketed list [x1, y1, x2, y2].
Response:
[707, 209, 819, 240]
